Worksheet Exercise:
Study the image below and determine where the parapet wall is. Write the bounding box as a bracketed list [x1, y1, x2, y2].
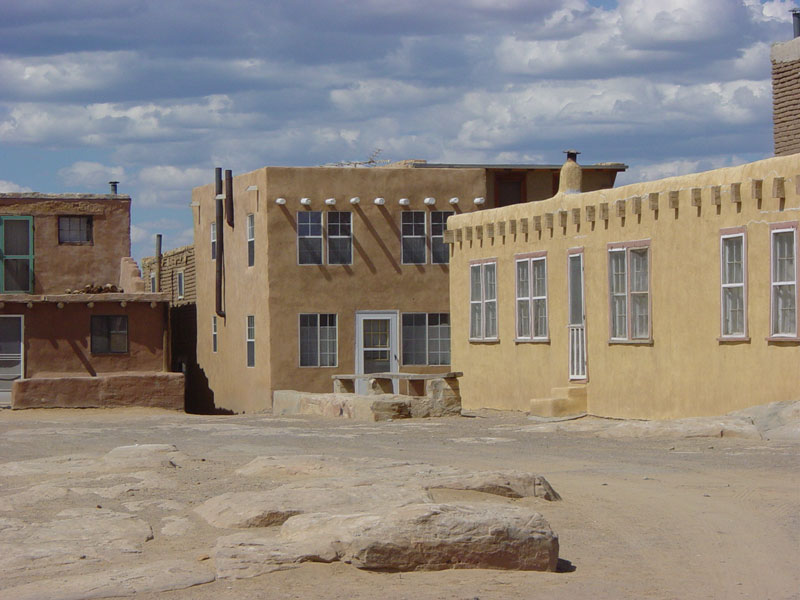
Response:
[772, 37, 800, 157]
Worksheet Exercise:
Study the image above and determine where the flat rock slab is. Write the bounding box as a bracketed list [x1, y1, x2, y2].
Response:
[0, 559, 215, 600]
[424, 471, 562, 501]
[598, 416, 762, 439]
[215, 503, 558, 578]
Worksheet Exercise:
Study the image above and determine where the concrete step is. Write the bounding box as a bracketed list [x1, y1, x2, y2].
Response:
[529, 386, 587, 417]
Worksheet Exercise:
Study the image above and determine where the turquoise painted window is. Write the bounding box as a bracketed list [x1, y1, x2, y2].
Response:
[0, 216, 34, 293]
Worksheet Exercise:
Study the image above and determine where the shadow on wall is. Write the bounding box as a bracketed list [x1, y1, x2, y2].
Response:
[184, 364, 232, 415]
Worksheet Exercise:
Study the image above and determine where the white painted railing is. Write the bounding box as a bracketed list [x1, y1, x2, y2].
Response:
[569, 325, 586, 380]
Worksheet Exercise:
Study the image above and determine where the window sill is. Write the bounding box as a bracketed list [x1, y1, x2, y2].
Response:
[298, 365, 339, 368]
[469, 338, 500, 345]
[766, 336, 800, 344]
[58, 241, 94, 246]
[717, 336, 750, 344]
[607, 339, 653, 346]
[515, 338, 550, 344]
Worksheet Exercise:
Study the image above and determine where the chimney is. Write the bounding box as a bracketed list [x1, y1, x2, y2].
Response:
[109, 181, 119, 194]
[558, 149, 582, 195]
[793, 9, 800, 38]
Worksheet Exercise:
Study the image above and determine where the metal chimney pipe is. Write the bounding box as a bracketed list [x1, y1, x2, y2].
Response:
[225, 169, 234, 227]
[155, 234, 162, 293]
[215, 168, 225, 318]
[109, 181, 119, 194]
[793, 9, 800, 38]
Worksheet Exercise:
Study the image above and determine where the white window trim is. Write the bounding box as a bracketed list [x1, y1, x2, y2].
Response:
[246, 315, 255, 368]
[327, 212, 353, 266]
[401, 211, 427, 265]
[769, 222, 799, 340]
[212, 315, 218, 353]
[210, 222, 217, 260]
[469, 259, 499, 342]
[719, 228, 748, 341]
[149, 272, 156, 293]
[431, 211, 454, 265]
[176, 270, 185, 300]
[608, 240, 652, 343]
[514, 252, 549, 342]
[297, 211, 323, 265]
[247, 213, 255, 267]
[401, 312, 451, 366]
[298, 313, 339, 368]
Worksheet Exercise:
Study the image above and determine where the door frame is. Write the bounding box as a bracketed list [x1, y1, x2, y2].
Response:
[567, 249, 587, 381]
[0, 314, 24, 405]
[354, 310, 399, 394]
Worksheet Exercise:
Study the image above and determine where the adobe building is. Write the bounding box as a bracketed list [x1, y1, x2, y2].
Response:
[0, 188, 183, 409]
[191, 160, 626, 413]
[772, 10, 800, 156]
[446, 153, 799, 419]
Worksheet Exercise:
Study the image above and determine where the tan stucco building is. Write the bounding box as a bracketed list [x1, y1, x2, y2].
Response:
[447, 154, 800, 419]
[191, 160, 626, 413]
[0, 190, 182, 409]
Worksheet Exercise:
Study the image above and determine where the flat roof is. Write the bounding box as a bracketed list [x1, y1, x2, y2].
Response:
[411, 163, 628, 171]
[0, 193, 130, 201]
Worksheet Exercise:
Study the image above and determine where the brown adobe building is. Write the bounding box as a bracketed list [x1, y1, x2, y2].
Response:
[0, 189, 182, 409]
[192, 159, 626, 413]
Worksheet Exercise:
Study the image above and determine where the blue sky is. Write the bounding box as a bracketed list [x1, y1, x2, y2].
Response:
[0, 0, 797, 259]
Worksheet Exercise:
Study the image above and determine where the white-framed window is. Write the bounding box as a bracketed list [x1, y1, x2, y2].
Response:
[327, 212, 352, 265]
[469, 260, 498, 340]
[211, 222, 217, 260]
[247, 213, 255, 267]
[212, 315, 218, 353]
[401, 211, 426, 264]
[177, 270, 185, 300]
[608, 240, 651, 341]
[515, 253, 548, 340]
[720, 229, 747, 339]
[299, 313, 337, 367]
[771, 222, 798, 338]
[246, 315, 255, 367]
[401, 313, 450, 365]
[431, 211, 454, 264]
[58, 216, 92, 244]
[297, 212, 323, 265]
[150, 272, 156, 293]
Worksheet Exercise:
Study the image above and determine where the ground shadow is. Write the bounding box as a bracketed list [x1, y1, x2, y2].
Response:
[557, 558, 577, 573]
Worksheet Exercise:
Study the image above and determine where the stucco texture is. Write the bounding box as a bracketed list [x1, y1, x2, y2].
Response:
[448, 154, 800, 419]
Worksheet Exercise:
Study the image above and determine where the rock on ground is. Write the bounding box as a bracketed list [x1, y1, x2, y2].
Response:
[424, 471, 562, 501]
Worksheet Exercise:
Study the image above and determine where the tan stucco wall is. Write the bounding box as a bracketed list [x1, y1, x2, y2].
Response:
[0, 194, 131, 294]
[449, 155, 800, 419]
[141, 245, 196, 305]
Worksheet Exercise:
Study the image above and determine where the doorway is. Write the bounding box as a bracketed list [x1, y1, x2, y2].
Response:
[0, 315, 23, 406]
[355, 311, 398, 395]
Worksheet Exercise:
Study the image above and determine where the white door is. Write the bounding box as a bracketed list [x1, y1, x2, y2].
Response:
[568, 253, 587, 380]
[0, 315, 23, 406]
[355, 312, 398, 394]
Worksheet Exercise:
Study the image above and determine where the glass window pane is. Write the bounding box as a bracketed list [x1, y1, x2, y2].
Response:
[428, 313, 450, 365]
[431, 237, 449, 264]
[630, 249, 648, 292]
[774, 231, 795, 283]
[483, 264, 496, 301]
[4, 259, 30, 292]
[631, 293, 649, 339]
[299, 238, 323, 264]
[516, 261, 529, 299]
[402, 313, 427, 365]
[723, 287, 744, 336]
[4, 219, 30, 255]
[300, 314, 318, 366]
[533, 298, 548, 338]
[773, 284, 797, 335]
[569, 255, 583, 326]
[470, 265, 482, 301]
[532, 259, 547, 298]
[484, 300, 497, 338]
[402, 237, 425, 264]
[470, 303, 482, 338]
[517, 299, 531, 338]
[328, 238, 351, 265]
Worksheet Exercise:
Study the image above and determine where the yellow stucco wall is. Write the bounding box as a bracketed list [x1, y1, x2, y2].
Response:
[449, 154, 800, 419]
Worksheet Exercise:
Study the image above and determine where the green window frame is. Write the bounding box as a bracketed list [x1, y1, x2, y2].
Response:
[0, 216, 34, 293]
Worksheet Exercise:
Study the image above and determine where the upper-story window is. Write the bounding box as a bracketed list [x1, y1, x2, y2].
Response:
[327, 212, 352, 265]
[247, 214, 255, 267]
[720, 229, 746, 339]
[297, 211, 323, 265]
[608, 240, 651, 341]
[0, 216, 33, 293]
[470, 260, 498, 340]
[402, 211, 426, 264]
[771, 223, 798, 338]
[58, 216, 92, 244]
[150, 272, 156, 292]
[177, 270, 185, 300]
[210, 222, 217, 260]
[431, 211, 454, 264]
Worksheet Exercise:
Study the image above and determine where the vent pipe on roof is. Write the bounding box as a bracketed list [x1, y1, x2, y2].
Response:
[155, 234, 162, 293]
[215, 167, 225, 318]
[793, 9, 800, 38]
[109, 181, 119, 194]
[225, 169, 234, 227]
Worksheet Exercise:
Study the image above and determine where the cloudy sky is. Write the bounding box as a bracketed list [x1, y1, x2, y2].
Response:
[0, 0, 796, 259]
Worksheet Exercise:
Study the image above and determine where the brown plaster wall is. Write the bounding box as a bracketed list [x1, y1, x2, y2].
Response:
[1, 301, 167, 378]
[141, 245, 196, 305]
[0, 195, 131, 294]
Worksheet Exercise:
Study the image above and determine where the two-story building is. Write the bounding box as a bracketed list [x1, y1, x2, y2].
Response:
[191, 159, 626, 413]
[0, 189, 183, 409]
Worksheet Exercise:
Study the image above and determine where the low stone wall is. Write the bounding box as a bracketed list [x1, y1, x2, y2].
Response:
[273, 388, 461, 421]
[12, 372, 185, 410]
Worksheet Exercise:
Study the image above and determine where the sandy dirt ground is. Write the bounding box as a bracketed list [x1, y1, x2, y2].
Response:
[0, 407, 798, 600]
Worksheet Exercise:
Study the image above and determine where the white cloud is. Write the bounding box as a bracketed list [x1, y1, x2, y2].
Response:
[58, 162, 125, 188]
[0, 180, 33, 193]
[130, 224, 150, 244]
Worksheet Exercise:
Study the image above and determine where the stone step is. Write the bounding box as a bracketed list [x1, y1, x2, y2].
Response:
[529, 386, 587, 417]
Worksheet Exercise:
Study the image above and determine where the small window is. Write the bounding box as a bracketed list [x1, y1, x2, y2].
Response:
[212, 315, 218, 353]
[720, 231, 746, 338]
[211, 222, 217, 260]
[58, 216, 92, 244]
[401, 211, 426, 264]
[299, 313, 337, 367]
[515, 254, 548, 340]
[608, 241, 650, 341]
[247, 214, 255, 267]
[246, 315, 255, 367]
[91, 315, 128, 354]
[469, 261, 497, 340]
[298, 212, 323, 265]
[177, 271, 185, 300]
[150, 272, 156, 293]
[771, 224, 797, 337]
[327, 212, 352, 265]
[402, 313, 450, 365]
[431, 211, 453, 264]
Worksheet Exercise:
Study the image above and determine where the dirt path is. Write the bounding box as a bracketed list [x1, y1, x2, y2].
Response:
[0, 408, 797, 599]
